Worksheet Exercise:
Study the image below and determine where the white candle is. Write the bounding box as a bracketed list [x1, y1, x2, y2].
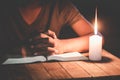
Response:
[89, 8, 102, 61]
[89, 35, 102, 61]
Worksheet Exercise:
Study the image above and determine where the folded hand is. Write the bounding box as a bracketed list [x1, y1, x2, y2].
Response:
[29, 30, 63, 56]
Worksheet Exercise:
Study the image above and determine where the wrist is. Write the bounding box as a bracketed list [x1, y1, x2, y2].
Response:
[54, 39, 65, 54]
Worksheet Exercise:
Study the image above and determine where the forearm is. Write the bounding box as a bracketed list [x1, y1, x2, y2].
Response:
[56, 34, 91, 53]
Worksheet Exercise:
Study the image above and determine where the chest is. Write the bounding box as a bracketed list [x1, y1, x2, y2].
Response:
[19, 7, 42, 25]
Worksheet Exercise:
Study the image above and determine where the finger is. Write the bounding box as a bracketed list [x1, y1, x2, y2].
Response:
[32, 47, 58, 56]
[31, 38, 49, 45]
[40, 33, 55, 46]
[33, 42, 54, 49]
[33, 51, 49, 56]
[32, 47, 50, 56]
[48, 47, 58, 55]
[32, 35, 41, 41]
[47, 30, 57, 39]
[40, 33, 50, 38]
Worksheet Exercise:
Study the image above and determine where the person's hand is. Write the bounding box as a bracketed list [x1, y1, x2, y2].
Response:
[30, 30, 64, 56]
[39, 30, 64, 55]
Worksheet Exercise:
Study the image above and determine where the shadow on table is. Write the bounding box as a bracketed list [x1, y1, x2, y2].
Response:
[65, 75, 120, 80]
[84, 56, 112, 63]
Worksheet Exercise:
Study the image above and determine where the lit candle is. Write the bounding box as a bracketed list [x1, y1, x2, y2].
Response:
[89, 8, 102, 61]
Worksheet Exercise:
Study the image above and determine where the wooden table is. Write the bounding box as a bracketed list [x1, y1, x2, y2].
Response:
[0, 50, 120, 80]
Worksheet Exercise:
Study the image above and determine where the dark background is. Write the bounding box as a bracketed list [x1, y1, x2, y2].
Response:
[70, 0, 120, 57]
[0, 0, 120, 57]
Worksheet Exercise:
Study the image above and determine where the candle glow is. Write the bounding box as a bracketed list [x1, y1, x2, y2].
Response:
[94, 8, 98, 35]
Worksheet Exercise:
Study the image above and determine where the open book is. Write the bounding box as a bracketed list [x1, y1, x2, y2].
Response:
[2, 52, 88, 65]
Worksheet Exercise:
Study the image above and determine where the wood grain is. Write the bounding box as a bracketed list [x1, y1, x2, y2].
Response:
[0, 50, 120, 80]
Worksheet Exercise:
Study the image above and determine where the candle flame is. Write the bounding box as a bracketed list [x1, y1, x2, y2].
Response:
[94, 8, 98, 35]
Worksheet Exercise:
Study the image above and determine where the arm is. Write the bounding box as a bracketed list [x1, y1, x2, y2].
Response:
[54, 17, 94, 53]
[52, 1, 104, 53]
[40, 16, 93, 54]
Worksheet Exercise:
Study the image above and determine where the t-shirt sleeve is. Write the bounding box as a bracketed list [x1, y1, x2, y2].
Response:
[62, 1, 83, 25]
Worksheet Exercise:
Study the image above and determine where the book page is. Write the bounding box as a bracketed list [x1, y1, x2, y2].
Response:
[2, 56, 46, 65]
[47, 52, 88, 61]
[2, 52, 88, 64]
